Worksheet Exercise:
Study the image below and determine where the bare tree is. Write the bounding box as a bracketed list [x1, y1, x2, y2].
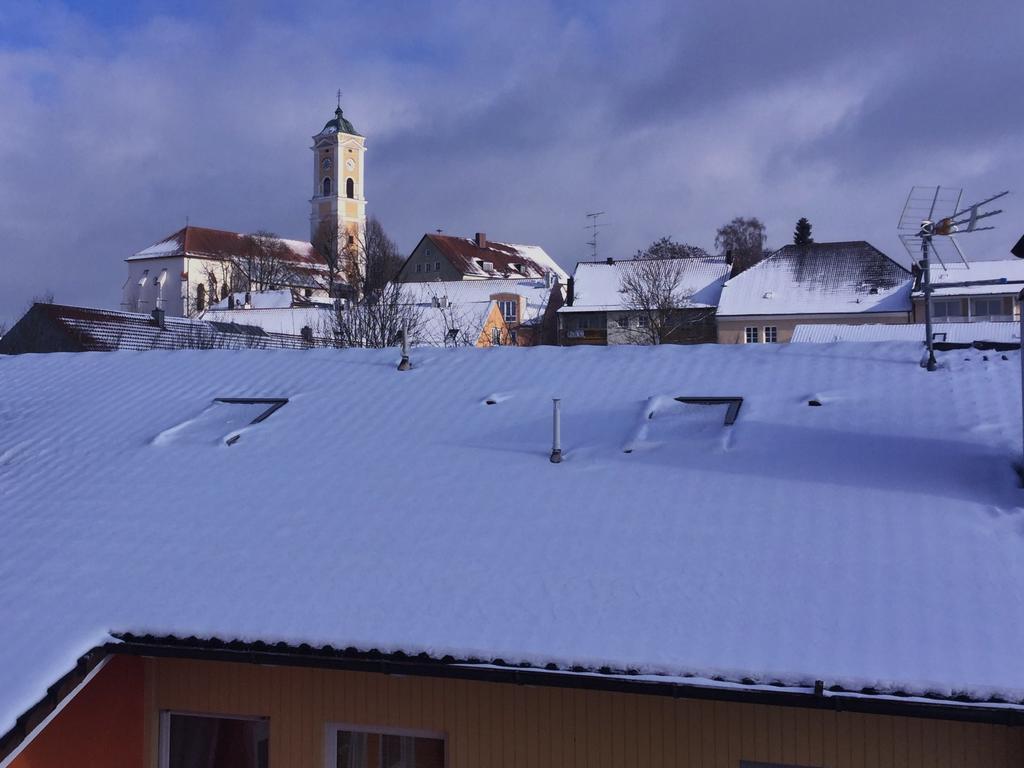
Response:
[228, 231, 293, 293]
[311, 219, 345, 299]
[619, 258, 707, 345]
[635, 237, 710, 261]
[715, 217, 767, 275]
[322, 218, 421, 348]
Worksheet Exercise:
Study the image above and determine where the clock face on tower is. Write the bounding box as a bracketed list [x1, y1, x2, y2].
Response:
[346, 158, 355, 170]
[321, 157, 332, 170]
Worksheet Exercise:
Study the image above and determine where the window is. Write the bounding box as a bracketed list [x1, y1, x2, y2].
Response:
[744, 326, 758, 344]
[425, 262, 432, 273]
[970, 296, 1008, 320]
[763, 326, 778, 343]
[491, 327, 501, 345]
[434, 261, 441, 272]
[196, 283, 206, 312]
[637, 315, 650, 328]
[161, 712, 268, 768]
[576, 317, 592, 330]
[615, 316, 628, 328]
[932, 299, 964, 320]
[498, 299, 518, 322]
[333, 727, 444, 768]
[322, 177, 332, 197]
[346, 178, 355, 198]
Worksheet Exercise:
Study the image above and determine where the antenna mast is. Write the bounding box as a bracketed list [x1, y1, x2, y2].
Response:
[898, 186, 1009, 371]
[585, 211, 606, 260]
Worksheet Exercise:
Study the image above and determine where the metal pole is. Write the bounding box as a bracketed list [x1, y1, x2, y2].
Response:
[921, 222, 937, 371]
[550, 398, 562, 463]
[398, 318, 411, 371]
[1020, 290, 1024, 464]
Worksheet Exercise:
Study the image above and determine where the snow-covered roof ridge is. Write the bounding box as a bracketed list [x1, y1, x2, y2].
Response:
[2, 343, 1024, 734]
[792, 322, 1021, 344]
[130, 225, 316, 264]
[414, 234, 568, 281]
[561, 256, 730, 313]
[718, 241, 913, 317]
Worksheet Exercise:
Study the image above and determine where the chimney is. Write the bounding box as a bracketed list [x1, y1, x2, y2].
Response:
[228, 294, 236, 309]
[606, 256, 614, 265]
[725, 249, 733, 265]
[475, 232, 487, 248]
[150, 307, 166, 329]
[301, 325, 313, 344]
[566, 275, 575, 306]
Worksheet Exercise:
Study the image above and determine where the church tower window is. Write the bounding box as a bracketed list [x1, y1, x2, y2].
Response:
[322, 177, 332, 197]
[346, 178, 355, 199]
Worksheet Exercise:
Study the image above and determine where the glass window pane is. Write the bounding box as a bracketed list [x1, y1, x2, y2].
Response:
[168, 714, 268, 768]
[335, 730, 443, 768]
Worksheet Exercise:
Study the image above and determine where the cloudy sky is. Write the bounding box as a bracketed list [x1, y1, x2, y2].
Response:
[1, 0, 1022, 325]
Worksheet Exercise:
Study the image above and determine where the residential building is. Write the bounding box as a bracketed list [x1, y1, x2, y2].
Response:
[396, 232, 567, 284]
[121, 105, 365, 318]
[717, 241, 914, 343]
[404, 277, 564, 347]
[558, 256, 729, 345]
[3, 344, 1024, 766]
[0, 303, 315, 354]
[913, 258, 1024, 324]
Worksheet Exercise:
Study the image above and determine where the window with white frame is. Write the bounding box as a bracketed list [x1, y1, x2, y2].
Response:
[637, 315, 650, 328]
[744, 326, 759, 344]
[763, 326, 778, 343]
[332, 726, 445, 768]
[491, 326, 501, 345]
[161, 712, 268, 768]
[498, 300, 518, 322]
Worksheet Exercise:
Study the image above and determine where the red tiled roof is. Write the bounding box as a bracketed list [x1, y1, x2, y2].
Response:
[421, 234, 563, 280]
[133, 225, 318, 265]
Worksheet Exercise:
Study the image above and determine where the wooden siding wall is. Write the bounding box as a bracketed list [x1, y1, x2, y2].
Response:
[145, 657, 1023, 768]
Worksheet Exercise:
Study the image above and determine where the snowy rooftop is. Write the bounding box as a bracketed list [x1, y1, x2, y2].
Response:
[792, 322, 1021, 344]
[403, 234, 568, 282]
[130, 225, 317, 264]
[920, 259, 1024, 298]
[2, 343, 1024, 733]
[718, 242, 913, 317]
[560, 257, 730, 313]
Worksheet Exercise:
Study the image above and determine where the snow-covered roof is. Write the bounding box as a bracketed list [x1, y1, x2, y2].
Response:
[201, 306, 335, 337]
[919, 259, 1024, 298]
[130, 225, 317, 265]
[791, 322, 1021, 344]
[718, 242, 913, 317]
[402, 234, 568, 282]
[2, 343, 1024, 732]
[0, 304, 312, 353]
[559, 257, 730, 313]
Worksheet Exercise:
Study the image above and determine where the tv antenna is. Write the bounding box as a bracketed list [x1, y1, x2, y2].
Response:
[585, 211, 606, 260]
[898, 186, 1009, 370]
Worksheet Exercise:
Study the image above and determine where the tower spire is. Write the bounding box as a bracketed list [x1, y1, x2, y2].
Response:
[336, 89, 343, 115]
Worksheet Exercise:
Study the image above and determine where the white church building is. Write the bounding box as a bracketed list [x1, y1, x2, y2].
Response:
[121, 104, 367, 317]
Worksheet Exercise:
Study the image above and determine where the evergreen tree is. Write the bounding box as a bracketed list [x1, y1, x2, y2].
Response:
[793, 217, 813, 245]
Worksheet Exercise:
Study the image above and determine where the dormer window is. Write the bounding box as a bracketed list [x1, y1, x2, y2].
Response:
[322, 177, 332, 197]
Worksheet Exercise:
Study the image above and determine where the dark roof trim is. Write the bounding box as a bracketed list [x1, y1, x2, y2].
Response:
[4, 635, 1022, 764]
[111, 634, 1024, 726]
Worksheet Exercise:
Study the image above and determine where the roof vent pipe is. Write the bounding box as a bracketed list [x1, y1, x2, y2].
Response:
[606, 257, 615, 265]
[150, 307, 166, 329]
[475, 232, 487, 248]
[550, 398, 563, 463]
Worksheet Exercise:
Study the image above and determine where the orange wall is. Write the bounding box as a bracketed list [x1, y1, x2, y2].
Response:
[10, 655, 143, 768]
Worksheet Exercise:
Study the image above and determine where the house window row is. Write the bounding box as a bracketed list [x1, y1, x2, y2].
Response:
[744, 326, 778, 343]
[414, 261, 443, 274]
[932, 296, 1013, 322]
[161, 713, 444, 768]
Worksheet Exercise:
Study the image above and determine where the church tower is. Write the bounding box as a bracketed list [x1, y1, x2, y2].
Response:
[310, 103, 366, 256]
